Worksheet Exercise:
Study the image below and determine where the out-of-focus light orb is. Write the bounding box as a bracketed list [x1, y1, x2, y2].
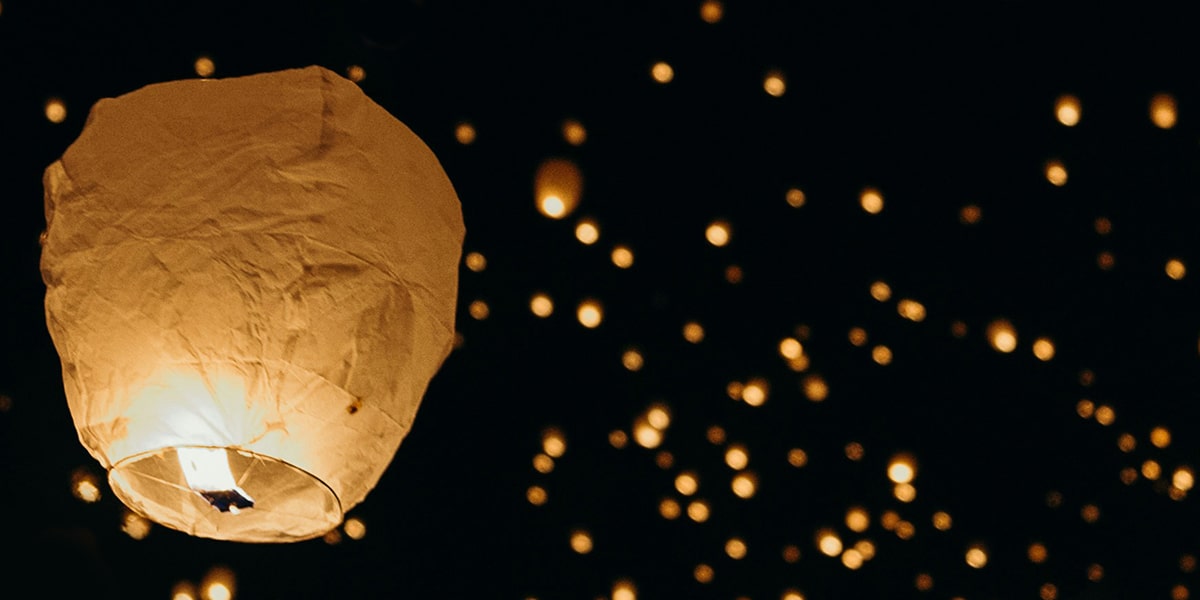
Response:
[871, 345, 893, 365]
[527, 485, 548, 506]
[659, 498, 681, 519]
[860, 188, 884, 214]
[894, 483, 916, 502]
[803, 375, 829, 402]
[1076, 399, 1095, 418]
[854, 539, 876, 560]
[1088, 563, 1104, 582]
[172, 582, 197, 600]
[693, 564, 714, 583]
[726, 381, 744, 400]
[73, 471, 102, 503]
[577, 300, 603, 328]
[612, 579, 637, 600]
[122, 511, 152, 540]
[725, 537, 748, 559]
[888, 454, 916, 484]
[1046, 490, 1064, 507]
[817, 530, 843, 557]
[848, 327, 868, 346]
[844, 442, 864, 461]
[1040, 583, 1058, 600]
[779, 337, 803, 359]
[1094, 217, 1112, 235]
[687, 500, 711, 522]
[763, 70, 786, 97]
[570, 530, 594, 554]
[651, 61, 674, 83]
[742, 379, 768, 406]
[343, 517, 367, 540]
[675, 472, 699, 496]
[1120, 466, 1138, 484]
[881, 510, 900, 530]
[841, 548, 864, 569]
[683, 321, 705, 343]
[1097, 251, 1115, 270]
[455, 122, 477, 145]
[655, 450, 674, 470]
[895, 521, 915, 539]
[45, 98, 67, 124]
[201, 567, 235, 600]
[870, 281, 892, 302]
[1028, 542, 1048, 563]
[1080, 504, 1100, 523]
[965, 545, 988, 568]
[345, 64, 366, 83]
[1151, 93, 1178, 129]
[787, 448, 808, 468]
[987, 319, 1018, 353]
[731, 472, 757, 498]
[915, 573, 934, 591]
[724, 264, 743, 284]
[782, 545, 801, 563]
[1166, 258, 1187, 280]
[699, 0, 724, 23]
[611, 245, 634, 268]
[1182, 555, 1197, 573]
[897, 299, 926, 322]
[542, 428, 566, 457]
[609, 429, 629, 449]
[646, 404, 671, 430]
[622, 349, 644, 371]
[562, 119, 587, 146]
[960, 204, 982, 224]
[1117, 433, 1136, 452]
[1143, 459, 1162, 480]
[1055, 94, 1081, 126]
[932, 511, 952, 531]
[950, 320, 968, 338]
[1174, 467, 1194, 491]
[1094, 404, 1115, 425]
[535, 158, 583, 218]
[574, 219, 600, 245]
[530, 293, 554, 318]
[845, 507, 869, 532]
[1151, 426, 1172, 448]
[1032, 337, 1056, 361]
[782, 590, 805, 600]
[193, 56, 215, 78]
[1045, 160, 1068, 186]
[786, 187, 806, 208]
[725, 445, 749, 470]
[706, 220, 731, 247]
[706, 425, 727, 445]
[468, 299, 490, 320]
[1171, 585, 1189, 600]
[532, 453, 554, 474]
[464, 251, 487, 272]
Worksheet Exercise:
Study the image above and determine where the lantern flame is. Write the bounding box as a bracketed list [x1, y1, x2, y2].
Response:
[177, 447, 254, 513]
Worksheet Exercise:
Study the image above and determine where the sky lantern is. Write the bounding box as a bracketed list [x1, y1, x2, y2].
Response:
[40, 66, 464, 542]
[534, 158, 583, 219]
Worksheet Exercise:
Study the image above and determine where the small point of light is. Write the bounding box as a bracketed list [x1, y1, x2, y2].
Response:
[44, 98, 67, 124]
[194, 56, 215, 78]
[72, 472, 102, 503]
[346, 64, 366, 82]
[724, 264, 743, 283]
[464, 252, 487, 272]
[855, 539, 876, 560]
[542, 428, 567, 457]
[1167, 258, 1187, 280]
[526, 485, 548, 505]
[897, 299, 927, 322]
[782, 545, 801, 563]
[611, 245, 634, 268]
[1032, 337, 1056, 361]
[1055, 94, 1081, 126]
[787, 448, 808, 468]
[960, 204, 982, 224]
[1080, 504, 1100, 523]
[1151, 93, 1178, 129]
[871, 345, 893, 365]
[779, 337, 803, 359]
[725, 537, 747, 559]
[532, 453, 554, 474]
[646, 404, 671, 430]
[1076, 399, 1095, 418]
[172, 582, 197, 600]
[575, 219, 600, 245]
[693, 563, 714, 583]
[1094, 217, 1112, 235]
[1151, 426, 1172, 448]
[895, 521, 915, 539]
[654, 450, 674, 469]
[609, 429, 628, 449]
[848, 327, 868, 346]
[1094, 404, 1115, 425]
[530, 293, 554, 317]
[699, 0, 724, 23]
[651, 62, 674, 83]
[786, 187, 806, 207]
[468, 299, 490, 320]
[343, 517, 366, 540]
[122, 511, 152, 540]
[881, 511, 900, 530]
[932, 511, 952, 531]
[570, 530, 594, 554]
[950, 320, 968, 338]
[987, 319, 1018, 353]
[860, 188, 884, 214]
[1117, 433, 1137, 452]
[1045, 160, 1068, 186]
[535, 158, 583, 219]
[455, 122, 477, 145]
[622, 348, 645, 371]
[562, 119, 587, 146]
[782, 590, 805, 600]
[965, 545, 988, 568]
[841, 548, 864, 570]
[706, 221, 731, 247]
[845, 442, 864, 461]
[894, 482, 916, 503]
[634, 418, 663, 448]
[870, 281, 892, 302]
[915, 573, 933, 591]
[1097, 251, 1115, 270]
[763, 70, 786, 97]
[201, 567, 235, 600]
[683, 321, 705, 343]
[659, 498, 681, 519]
[1174, 467, 1194, 491]
[577, 300, 603, 328]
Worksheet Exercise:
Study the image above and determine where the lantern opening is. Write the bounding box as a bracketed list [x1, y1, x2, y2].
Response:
[110, 445, 341, 542]
[177, 447, 255, 513]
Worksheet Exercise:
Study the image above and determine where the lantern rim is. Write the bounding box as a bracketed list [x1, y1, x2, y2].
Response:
[109, 444, 343, 543]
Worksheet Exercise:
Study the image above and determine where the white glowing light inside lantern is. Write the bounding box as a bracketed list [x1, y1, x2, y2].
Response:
[177, 447, 254, 513]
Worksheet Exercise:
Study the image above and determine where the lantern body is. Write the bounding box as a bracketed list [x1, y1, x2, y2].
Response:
[40, 66, 463, 542]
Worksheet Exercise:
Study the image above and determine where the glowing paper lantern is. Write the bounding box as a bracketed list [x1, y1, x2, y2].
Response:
[41, 66, 463, 542]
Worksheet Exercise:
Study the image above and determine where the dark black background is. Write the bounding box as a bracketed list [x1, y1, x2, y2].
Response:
[2, 2, 1198, 599]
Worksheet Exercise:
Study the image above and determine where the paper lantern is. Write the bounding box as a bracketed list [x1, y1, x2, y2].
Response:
[40, 66, 464, 542]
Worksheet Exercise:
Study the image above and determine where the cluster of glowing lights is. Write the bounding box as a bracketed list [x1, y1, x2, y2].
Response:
[633, 403, 671, 449]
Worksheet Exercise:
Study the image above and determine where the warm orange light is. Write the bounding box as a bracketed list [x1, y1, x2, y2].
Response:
[611, 246, 634, 268]
[725, 537, 747, 559]
[731, 472, 757, 498]
[683, 321, 705, 343]
[612, 579, 637, 600]
[1055, 94, 1081, 126]
[464, 251, 487, 272]
[1045, 160, 1068, 186]
[787, 448, 808, 467]
[1151, 426, 1172, 448]
[802, 375, 829, 402]
[542, 428, 566, 458]
[345, 65, 366, 83]
[965, 545, 988, 568]
[535, 158, 583, 219]
[987, 319, 1018, 353]
[675, 472, 699, 496]
[897, 299, 926, 322]
[122, 511, 152, 540]
[194, 57, 216, 78]
[1028, 542, 1048, 563]
[870, 281, 892, 301]
[455, 122, 477, 145]
[659, 498, 681, 519]
[1032, 337, 1056, 361]
[577, 300, 603, 328]
[706, 221, 731, 247]
[530, 293, 554, 317]
[44, 98, 67, 124]
[860, 188, 884, 214]
[562, 119, 587, 146]
[888, 454, 916, 483]
[848, 327, 867, 346]
[845, 507, 869, 532]
[786, 187, 806, 208]
[693, 563, 714, 583]
[651, 62, 674, 84]
[468, 300, 490, 320]
[725, 445, 749, 470]
[699, 0, 724, 23]
[763, 70, 786, 97]
[871, 345, 893, 365]
[1166, 259, 1187, 280]
[960, 204, 982, 224]
[687, 500, 710, 522]
[622, 349, 644, 371]
[817, 529, 843, 556]
[1151, 93, 1178, 129]
[526, 485, 548, 505]
[742, 379, 768, 406]
[570, 530, 594, 554]
[932, 511, 952, 531]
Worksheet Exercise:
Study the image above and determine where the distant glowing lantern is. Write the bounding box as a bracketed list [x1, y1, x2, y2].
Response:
[41, 66, 464, 542]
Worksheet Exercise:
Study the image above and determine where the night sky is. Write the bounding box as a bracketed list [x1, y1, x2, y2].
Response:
[2, 2, 1199, 599]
